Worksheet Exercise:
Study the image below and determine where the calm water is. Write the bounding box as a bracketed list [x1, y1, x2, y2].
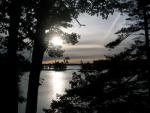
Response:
[18, 65, 80, 113]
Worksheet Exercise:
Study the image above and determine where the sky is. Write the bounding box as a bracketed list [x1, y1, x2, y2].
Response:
[42, 12, 128, 64]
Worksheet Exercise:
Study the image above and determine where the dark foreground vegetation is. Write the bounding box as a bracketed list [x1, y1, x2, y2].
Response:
[44, 47, 150, 113]
[0, 0, 149, 113]
[44, 0, 150, 110]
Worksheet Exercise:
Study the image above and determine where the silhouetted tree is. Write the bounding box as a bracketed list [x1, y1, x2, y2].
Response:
[0, 0, 23, 113]
[25, 0, 148, 113]
[25, 1, 80, 113]
[0, 0, 38, 112]
[64, 57, 70, 64]
[106, 0, 150, 97]
[106, 0, 149, 55]
[44, 1, 150, 113]
[45, 42, 150, 113]
[53, 62, 66, 71]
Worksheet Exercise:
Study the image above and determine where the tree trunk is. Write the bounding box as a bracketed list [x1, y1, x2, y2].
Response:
[143, 5, 150, 99]
[25, 44, 45, 113]
[25, 0, 50, 113]
[143, 6, 150, 61]
[5, 0, 21, 113]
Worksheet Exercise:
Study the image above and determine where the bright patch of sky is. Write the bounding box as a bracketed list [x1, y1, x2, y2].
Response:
[43, 12, 129, 63]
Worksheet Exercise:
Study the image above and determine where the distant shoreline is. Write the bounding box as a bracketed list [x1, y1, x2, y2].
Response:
[42, 64, 81, 71]
[42, 63, 81, 66]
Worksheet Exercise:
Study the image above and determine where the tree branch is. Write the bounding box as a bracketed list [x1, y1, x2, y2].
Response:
[74, 18, 86, 27]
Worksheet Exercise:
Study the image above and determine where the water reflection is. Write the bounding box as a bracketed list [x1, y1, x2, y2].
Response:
[18, 68, 78, 113]
[37, 71, 72, 113]
[50, 71, 65, 98]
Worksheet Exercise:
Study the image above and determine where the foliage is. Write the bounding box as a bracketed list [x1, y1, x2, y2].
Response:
[0, 0, 81, 61]
[53, 61, 67, 71]
[45, 27, 80, 58]
[45, 42, 150, 113]
[1, 0, 149, 112]
[64, 57, 70, 64]
[0, 0, 34, 51]
[105, 0, 150, 49]
[44, 1, 150, 112]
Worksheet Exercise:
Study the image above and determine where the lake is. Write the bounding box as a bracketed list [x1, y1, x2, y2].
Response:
[18, 65, 80, 113]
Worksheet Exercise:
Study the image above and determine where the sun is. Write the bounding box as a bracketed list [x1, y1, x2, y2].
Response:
[50, 36, 63, 46]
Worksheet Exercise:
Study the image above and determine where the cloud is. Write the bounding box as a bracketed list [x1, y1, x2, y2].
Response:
[63, 44, 104, 50]
[43, 12, 128, 63]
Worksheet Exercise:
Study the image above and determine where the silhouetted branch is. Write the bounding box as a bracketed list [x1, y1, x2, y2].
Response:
[74, 18, 86, 27]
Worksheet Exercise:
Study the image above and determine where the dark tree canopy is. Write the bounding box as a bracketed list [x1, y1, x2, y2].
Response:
[106, 0, 150, 49]
[0, 1, 149, 113]
[43, 1, 150, 113]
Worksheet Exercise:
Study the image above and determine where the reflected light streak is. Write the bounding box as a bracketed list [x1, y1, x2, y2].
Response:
[49, 71, 65, 98]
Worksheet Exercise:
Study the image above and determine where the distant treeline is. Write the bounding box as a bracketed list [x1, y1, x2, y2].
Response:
[42, 62, 67, 71]
[80, 59, 148, 71]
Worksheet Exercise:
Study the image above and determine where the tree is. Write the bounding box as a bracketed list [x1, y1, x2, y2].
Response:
[64, 57, 70, 64]
[43, 1, 150, 112]
[1, 0, 148, 113]
[0, 0, 22, 113]
[106, 0, 149, 55]
[25, 0, 143, 113]
[106, 0, 150, 97]
[45, 40, 150, 113]
[25, 1, 80, 113]
[0, 0, 37, 112]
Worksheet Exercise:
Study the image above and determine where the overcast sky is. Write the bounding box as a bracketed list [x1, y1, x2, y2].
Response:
[43, 12, 128, 64]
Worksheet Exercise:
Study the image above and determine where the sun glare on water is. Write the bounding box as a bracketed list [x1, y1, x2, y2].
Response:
[50, 36, 63, 46]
